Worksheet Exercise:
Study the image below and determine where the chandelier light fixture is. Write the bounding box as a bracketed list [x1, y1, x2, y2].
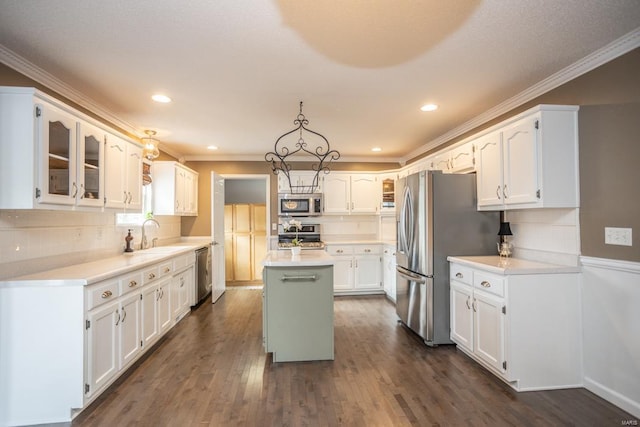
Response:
[142, 130, 160, 160]
[265, 102, 340, 193]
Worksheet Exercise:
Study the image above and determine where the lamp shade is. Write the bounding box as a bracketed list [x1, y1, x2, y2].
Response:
[498, 221, 513, 236]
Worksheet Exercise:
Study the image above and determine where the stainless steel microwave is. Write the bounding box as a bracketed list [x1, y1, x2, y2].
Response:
[278, 193, 323, 217]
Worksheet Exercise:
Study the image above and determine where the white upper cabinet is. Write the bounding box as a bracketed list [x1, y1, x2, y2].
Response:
[448, 141, 475, 173]
[0, 87, 112, 210]
[474, 105, 579, 211]
[322, 173, 379, 214]
[104, 133, 142, 211]
[0, 87, 142, 211]
[152, 161, 199, 216]
[277, 170, 323, 193]
[37, 102, 78, 205]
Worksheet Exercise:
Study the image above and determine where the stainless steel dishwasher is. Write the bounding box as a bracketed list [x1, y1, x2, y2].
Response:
[195, 244, 212, 304]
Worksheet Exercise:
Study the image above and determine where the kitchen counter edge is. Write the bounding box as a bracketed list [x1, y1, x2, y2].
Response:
[447, 255, 580, 275]
[0, 240, 211, 287]
[262, 250, 336, 267]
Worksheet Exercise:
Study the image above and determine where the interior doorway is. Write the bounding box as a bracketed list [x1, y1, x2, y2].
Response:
[222, 174, 271, 287]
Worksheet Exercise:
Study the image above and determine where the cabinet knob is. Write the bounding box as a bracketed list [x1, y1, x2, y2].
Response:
[101, 290, 113, 298]
[148, 272, 156, 280]
[128, 280, 137, 287]
[164, 267, 171, 273]
[455, 272, 463, 279]
[480, 280, 491, 288]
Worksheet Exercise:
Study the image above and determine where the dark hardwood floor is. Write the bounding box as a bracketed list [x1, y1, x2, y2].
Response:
[72, 288, 633, 426]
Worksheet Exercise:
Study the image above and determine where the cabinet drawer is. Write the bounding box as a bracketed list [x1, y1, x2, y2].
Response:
[142, 264, 160, 284]
[473, 271, 504, 297]
[354, 245, 381, 255]
[174, 252, 195, 272]
[326, 245, 353, 256]
[119, 272, 142, 295]
[86, 279, 119, 310]
[158, 261, 173, 277]
[450, 264, 472, 285]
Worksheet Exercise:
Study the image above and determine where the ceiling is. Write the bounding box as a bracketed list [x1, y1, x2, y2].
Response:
[1, 1, 639, 163]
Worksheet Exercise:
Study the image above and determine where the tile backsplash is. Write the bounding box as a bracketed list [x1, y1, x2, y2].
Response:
[0, 210, 181, 280]
[507, 208, 581, 266]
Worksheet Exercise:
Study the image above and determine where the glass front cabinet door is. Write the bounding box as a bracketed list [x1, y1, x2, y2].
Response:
[37, 102, 78, 205]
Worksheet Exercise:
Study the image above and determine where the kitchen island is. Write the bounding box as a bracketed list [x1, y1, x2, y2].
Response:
[261, 250, 335, 362]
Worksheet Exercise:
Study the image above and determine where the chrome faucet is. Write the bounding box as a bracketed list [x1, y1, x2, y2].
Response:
[141, 218, 160, 249]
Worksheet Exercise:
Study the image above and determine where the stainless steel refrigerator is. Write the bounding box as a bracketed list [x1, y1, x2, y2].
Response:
[396, 171, 498, 346]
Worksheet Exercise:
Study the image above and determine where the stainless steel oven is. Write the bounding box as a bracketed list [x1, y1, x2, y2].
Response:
[278, 193, 322, 217]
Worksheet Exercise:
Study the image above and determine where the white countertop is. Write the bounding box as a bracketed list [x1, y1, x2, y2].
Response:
[262, 250, 336, 267]
[447, 255, 580, 275]
[0, 240, 210, 287]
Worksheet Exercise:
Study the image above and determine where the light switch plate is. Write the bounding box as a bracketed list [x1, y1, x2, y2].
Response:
[604, 227, 632, 246]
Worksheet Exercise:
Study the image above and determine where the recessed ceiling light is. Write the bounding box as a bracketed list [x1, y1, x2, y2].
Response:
[420, 103, 438, 112]
[371, 147, 382, 152]
[151, 94, 172, 103]
[207, 145, 218, 150]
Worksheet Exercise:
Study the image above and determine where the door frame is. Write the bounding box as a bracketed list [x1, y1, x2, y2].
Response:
[220, 174, 272, 243]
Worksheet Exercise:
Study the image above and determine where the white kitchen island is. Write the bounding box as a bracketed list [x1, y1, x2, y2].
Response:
[261, 250, 335, 362]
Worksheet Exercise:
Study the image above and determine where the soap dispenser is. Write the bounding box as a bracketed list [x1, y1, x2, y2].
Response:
[124, 229, 134, 253]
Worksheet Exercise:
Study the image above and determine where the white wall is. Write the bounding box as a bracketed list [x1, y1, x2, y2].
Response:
[507, 208, 581, 266]
[580, 257, 640, 418]
[0, 210, 181, 280]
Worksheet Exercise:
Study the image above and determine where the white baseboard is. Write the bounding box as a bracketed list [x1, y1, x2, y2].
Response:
[584, 377, 640, 418]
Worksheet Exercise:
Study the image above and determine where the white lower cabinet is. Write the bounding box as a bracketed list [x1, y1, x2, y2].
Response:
[449, 258, 582, 391]
[119, 291, 142, 369]
[382, 244, 396, 302]
[326, 244, 383, 295]
[85, 299, 119, 399]
[85, 252, 194, 404]
[172, 266, 193, 322]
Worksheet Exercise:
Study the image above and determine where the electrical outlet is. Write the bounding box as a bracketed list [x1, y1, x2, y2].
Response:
[604, 227, 632, 246]
[272, 223, 278, 231]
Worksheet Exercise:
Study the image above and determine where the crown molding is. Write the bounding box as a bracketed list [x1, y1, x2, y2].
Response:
[182, 153, 403, 164]
[403, 27, 640, 163]
[0, 44, 140, 137]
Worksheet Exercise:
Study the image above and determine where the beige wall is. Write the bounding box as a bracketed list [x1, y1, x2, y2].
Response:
[410, 48, 640, 262]
[0, 63, 141, 141]
[181, 160, 399, 237]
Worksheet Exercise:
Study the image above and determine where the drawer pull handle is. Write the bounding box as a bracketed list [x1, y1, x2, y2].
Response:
[164, 267, 171, 273]
[364, 249, 371, 253]
[128, 280, 137, 287]
[466, 296, 471, 309]
[101, 290, 113, 298]
[455, 272, 463, 279]
[480, 280, 491, 288]
[148, 272, 156, 280]
[336, 249, 343, 253]
[281, 274, 317, 282]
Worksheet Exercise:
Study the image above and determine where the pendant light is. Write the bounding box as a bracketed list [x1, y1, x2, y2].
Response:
[142, 130, 160, 160]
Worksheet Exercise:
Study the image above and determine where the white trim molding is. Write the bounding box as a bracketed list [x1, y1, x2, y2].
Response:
[581, 255, 640, 418]
[0, 44, 139, 137]
[580, 256, 640, 274]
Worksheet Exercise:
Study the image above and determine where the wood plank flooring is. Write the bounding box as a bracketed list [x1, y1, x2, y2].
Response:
[72, 289, 634, 426]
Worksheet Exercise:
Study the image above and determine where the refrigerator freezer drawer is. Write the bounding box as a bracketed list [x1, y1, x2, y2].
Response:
[395, 266, 434, 343]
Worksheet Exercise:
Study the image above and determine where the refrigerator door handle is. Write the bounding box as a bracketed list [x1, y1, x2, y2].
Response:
[396, 267, 429, 284]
